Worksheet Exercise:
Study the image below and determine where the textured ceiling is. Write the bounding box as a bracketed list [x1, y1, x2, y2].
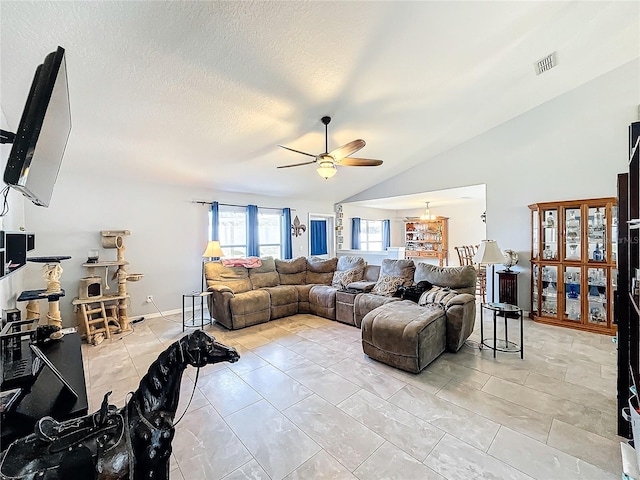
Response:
[1, 1, 638, 205]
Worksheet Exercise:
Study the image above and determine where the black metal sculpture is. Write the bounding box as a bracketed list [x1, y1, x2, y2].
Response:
[0, 330, 239, 479]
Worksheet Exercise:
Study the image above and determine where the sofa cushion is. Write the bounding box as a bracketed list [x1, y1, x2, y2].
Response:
[229, 289, 271, 328]
[419, 286, 459, 306]
[414, 263, 476, 295]
[337, 256, 366, 271]
[263, 285, 298, 319]
[331, 267, 364, 288]
[276, 257, 307, 285]
[371, 274, 406, 296]
[306, 257, 338, 285]
[205, 261, 252, 294]
[309, 285, 337, 320]
[249, 256, 280, 289]
[380, 259, 415, 285]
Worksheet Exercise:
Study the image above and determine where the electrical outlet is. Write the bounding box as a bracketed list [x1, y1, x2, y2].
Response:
[146, 295, 153, 303]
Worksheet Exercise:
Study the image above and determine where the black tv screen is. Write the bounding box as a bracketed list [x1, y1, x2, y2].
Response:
[3, 46, 71, 207]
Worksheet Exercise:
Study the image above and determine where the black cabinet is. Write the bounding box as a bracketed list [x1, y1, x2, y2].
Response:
[0, 231, 35, 278]
[617, 121, 640, 438]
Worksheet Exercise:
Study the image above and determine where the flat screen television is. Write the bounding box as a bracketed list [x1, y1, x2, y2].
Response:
[3, 46, 71, 207]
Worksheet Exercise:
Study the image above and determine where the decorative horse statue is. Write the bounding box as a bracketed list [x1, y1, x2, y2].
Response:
[0, 329, 239, 480]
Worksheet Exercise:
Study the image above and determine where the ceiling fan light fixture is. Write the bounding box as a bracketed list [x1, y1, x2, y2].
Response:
[316, 160, 337, 179]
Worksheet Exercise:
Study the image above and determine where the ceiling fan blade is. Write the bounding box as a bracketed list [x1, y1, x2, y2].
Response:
[328, 139, 365, 161]
[277, 160, 317, 169]
[337, 157, 383, 167]
[278, 145, 317, 158]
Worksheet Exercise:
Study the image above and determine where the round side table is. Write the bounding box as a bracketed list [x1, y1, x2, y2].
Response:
[480, 302, 524, 359]
[182, 291, 213, 332]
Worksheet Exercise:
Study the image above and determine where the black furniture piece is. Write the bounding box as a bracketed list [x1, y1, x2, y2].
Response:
[618, 121, 640, 438]
[497, 270, 519, 318]
[480, 302, 524, 359]
[1, 333, 88, 446]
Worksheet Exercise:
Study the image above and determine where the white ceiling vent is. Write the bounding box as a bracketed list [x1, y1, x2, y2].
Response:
[535, 52, 557, 75]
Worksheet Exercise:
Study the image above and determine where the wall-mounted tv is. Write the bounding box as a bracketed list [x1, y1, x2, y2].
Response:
[3, 46, 71, 207]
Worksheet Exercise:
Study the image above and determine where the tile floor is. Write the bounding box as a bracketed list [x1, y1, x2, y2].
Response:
[81, 309, 621, 480]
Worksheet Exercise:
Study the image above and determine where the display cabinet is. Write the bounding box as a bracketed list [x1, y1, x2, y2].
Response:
[529, 198, 617, 334]
[404, 218, 448, 266]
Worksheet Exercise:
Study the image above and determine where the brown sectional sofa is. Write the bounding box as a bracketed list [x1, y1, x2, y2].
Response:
[204, 256, 477, 361]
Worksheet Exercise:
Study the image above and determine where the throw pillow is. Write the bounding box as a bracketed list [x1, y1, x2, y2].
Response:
[419, 286, 459, 306]
[372, 274, 406, 297]
[331, 267, 363, 289]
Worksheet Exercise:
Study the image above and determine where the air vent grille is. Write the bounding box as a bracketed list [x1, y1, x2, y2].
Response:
[535, 52, 557, 75]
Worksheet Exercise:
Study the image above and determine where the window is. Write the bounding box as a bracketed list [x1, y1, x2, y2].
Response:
[218, 206, 247, 257]
[258, 208, 282, 258]
[209, 205, 284, 258]
[361, 219, 383, 251]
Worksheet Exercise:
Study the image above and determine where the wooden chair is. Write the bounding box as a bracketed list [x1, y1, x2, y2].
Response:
[454, 244, 486, 302]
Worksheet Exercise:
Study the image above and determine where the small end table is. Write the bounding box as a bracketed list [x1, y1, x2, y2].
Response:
[480, 302, 524, 359]
[182, 291, 212, 332]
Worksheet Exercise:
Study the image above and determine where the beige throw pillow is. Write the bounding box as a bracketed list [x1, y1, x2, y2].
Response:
[371, 274, 406, 296]
[331, 267, 363, 288]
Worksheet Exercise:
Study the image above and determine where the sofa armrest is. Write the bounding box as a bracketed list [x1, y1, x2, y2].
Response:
[443, 293, 476, 352]
[347, 281, 376, 293]
[208, 284, 234, 295]
[444, 293, 475, 308]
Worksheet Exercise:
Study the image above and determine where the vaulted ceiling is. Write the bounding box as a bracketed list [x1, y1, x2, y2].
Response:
[1, 1, 638, 204]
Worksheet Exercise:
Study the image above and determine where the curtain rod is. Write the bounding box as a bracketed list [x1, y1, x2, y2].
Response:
[192, 201, 295, 212]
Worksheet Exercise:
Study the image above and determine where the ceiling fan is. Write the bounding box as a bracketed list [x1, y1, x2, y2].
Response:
[277, 116, 383, 179]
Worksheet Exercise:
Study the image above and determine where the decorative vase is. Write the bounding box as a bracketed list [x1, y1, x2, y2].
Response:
[593, 243, 603, 261]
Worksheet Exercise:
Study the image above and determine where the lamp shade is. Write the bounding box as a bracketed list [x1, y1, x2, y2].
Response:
[473, 240, 503, 265]
[316, 161, 337, 179]
[202, 240, 224, 258]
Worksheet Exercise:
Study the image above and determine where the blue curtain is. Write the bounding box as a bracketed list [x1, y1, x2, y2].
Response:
[211, 201, 219, 241]
[351, 217, 361, 250]
[283, 208, 293, 259]
[382, 219, 391, 250]
[247, 204, 259, 257]
[310, 220, 327, 255]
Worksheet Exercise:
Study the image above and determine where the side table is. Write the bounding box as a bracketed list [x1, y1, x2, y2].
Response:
[182, 292, 212, 332]
[480, 302, 524, 359]
[336, 291, 358, 326]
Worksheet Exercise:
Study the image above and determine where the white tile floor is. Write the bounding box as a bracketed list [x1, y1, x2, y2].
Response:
[82, 309, 622, 480]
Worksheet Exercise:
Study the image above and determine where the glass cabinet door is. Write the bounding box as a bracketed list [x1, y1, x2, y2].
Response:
[586, 267, 608, 326]
[541, 265, 558, 318]
[587, 206, 606, 262]
[542, 208, 558, 260]
[532, 264, 540, 315]
[564, 208, 581, 261]
[611, 206, 618, 264]
[563, 266, 581, 322]
[532, 209, 539, 260]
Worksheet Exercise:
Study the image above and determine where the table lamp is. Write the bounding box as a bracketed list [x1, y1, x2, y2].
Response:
[473, 239, 504, 303]
[202, 241, 223, 291]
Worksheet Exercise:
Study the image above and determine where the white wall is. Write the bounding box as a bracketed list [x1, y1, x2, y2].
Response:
[344, 59, 640, 308]
[339, 204, 400, 249]
[24, 172, 333, 326]
[399, 199, 487, 266]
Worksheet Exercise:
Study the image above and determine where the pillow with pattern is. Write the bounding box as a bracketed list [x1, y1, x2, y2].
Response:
[418, 286, 459, 306]
[371, 274, 406, 296]
[332, 267, 364, 288]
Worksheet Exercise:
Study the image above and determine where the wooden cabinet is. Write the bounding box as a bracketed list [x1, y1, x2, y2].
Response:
[529, 198, 617, 334]
[404, 217, 448, 266]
